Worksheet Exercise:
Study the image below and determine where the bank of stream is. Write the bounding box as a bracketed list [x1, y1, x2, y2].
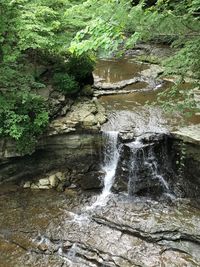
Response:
[0, 50, 200, 267]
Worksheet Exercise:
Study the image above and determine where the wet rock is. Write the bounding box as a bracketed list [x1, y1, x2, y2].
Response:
[76, 171, 103, 190]
[140, 64, 164, 79]
[119, 131, 136, 142]
[64, 188, 78, 197]
[169, 126, 200, 198]
[94, 77, 140, 90]
[114, 135, 173, 197]
[94, 85, 151, 97]
[171, 124, 200, 145]
[68, 183, 77, 189]
[22, 171, 71, 191]
[56, 182, 66, 192]
[0, 188, 199, 267]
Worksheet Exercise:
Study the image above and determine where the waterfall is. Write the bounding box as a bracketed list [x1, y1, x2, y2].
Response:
[127, 137, 172, 197]
[87, 132, 173, 211]
[145, 147, 169, 191]
[127, 138, 144, 195]
[91, 131, 119, 208]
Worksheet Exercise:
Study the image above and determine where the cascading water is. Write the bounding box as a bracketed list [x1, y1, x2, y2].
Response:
[90, 131, 119, 208]
[127, 138, 144, 196]
[127, 136, 172, 198]
[145, 147, 169, 191]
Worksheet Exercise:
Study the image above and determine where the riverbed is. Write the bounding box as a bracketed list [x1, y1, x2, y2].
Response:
[0, 54, 200, 267]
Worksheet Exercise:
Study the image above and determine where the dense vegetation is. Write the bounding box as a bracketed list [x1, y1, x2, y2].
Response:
[0, 0, 94, 153]
[0, 0, 200, 153]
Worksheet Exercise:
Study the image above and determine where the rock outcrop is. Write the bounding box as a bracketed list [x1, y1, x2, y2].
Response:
[113, 133, 174, 198]
[0, 97, 107, 188]
[0, 132, 103, 190]
[169, 124, 200, 198]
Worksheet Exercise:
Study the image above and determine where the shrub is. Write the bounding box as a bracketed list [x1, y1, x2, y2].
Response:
[66, 54, 95, 86]
[53, 73, 80, 95]
[0, 91, 49, 154]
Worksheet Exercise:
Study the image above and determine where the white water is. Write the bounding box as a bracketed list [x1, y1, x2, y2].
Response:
[127, 138, 144, 195]
[90, 131, 119, 208]
[127, 139, 171, 196]
[146, 149, 170, 191]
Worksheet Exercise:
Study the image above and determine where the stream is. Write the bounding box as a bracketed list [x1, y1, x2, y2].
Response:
[0, 55, 200, 267]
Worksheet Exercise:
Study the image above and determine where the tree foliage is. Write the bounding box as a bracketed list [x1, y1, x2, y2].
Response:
[0, 91, 49, 154]
[68, 0, 200, 113]
[0, 0, 200, 153]
[0, 0, 94, 153]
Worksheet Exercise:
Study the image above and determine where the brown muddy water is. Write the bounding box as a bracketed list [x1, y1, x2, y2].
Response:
[94, 57, 200, 131]
[94, 58, 148, 83]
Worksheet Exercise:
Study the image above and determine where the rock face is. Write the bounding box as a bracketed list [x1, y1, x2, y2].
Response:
[0, 97, 107, 189]
[114, 134, 174, 198]
[113, 129, 200, 199]
[0, 133, 103, 190]
[172, 124, 200, 145]
[170, 124, 200, 198]
[48, 97, 107, 135]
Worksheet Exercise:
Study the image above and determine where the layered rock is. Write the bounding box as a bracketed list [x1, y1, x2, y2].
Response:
[48, 97, 107, 135]
[0, 97, 107, 188]
[169, 124, 200, 198]
[0, 186, 199, 267]
[0, 132, 103, 190]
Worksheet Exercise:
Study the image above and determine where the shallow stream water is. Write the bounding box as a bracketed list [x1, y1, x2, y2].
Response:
[95, 57, 200, 130]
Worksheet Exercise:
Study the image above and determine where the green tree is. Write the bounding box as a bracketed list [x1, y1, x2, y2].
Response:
[68, 0, 200, 113]
[1, 0, 200, 154]
[0, 0, 94, 153]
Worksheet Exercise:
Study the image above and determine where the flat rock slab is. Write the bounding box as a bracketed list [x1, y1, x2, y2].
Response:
[0, 185, 200, 267]
[94, 77, 140, 90]
[172, 124, 200, 145]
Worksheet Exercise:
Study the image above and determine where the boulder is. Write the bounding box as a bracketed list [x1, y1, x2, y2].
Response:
[31, 184, 39, 189]
[23, 181, 31, 188]
[55, 172, 65, 181]
[39, 178, 50, 186]
[49, 174, 59, 187]
[76, 171, 103, 190]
